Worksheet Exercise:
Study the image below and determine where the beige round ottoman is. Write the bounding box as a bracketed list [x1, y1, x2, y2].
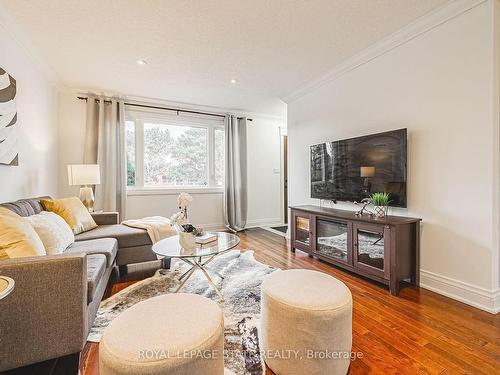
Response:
[261, 269, 352, 375]
[99, 293, 224, 375]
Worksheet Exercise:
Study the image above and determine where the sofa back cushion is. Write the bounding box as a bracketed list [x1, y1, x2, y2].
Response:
[24, 211, 75, 255]
[41, 197, 97, 235]
[0, 196, 51, 217]
[0, 207, 46, 259]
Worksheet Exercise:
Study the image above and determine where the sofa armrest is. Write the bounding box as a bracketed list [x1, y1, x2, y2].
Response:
[91, 211, 119, 225]
[0, 253, 87, 371]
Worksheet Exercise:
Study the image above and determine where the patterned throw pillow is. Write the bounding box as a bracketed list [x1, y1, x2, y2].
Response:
[24, 211, 75, 255]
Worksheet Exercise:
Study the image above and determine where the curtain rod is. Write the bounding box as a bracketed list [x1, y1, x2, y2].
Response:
[76, 96, 252, 121]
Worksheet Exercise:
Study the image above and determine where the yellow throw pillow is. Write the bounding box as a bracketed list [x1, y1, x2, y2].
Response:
[41, 197, 97, 235]
[0, 207, 46, 260]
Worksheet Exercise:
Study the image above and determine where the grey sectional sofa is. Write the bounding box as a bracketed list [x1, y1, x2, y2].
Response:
[0, 197, 159, 373]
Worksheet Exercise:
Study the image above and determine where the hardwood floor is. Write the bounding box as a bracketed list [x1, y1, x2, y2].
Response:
[80, 228, 500, 375]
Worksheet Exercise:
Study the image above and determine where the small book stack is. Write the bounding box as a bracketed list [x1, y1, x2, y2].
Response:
[195, 233, 217, 244]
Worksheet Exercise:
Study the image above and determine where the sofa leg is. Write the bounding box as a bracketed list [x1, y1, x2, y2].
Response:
[52, 352, 80, 375]
[118, 265, 127, 278]
[0, 352, 80, 375]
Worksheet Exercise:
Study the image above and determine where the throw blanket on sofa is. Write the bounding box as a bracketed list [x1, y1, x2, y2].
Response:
[122, 216, 177, 243]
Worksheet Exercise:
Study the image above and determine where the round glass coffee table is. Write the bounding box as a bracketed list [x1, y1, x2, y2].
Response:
[152, 232, 240, 302]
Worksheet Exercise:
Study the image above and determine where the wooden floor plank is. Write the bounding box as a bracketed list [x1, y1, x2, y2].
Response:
[80, 228, 500, 375]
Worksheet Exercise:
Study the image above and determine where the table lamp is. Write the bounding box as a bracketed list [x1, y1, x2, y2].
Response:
[67, 164, 101, 212]
[0, 276, 15, 300]
[360, 166, 375, 193]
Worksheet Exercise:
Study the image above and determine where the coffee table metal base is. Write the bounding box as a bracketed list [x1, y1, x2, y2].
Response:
[172, 254, 226, 302]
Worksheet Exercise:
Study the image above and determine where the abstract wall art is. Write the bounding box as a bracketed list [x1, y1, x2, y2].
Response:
[0, 67, 18, 166]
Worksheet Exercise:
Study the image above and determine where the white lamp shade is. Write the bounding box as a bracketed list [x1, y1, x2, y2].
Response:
[67, 164, 101, 186]
[360, 166, 375, 178]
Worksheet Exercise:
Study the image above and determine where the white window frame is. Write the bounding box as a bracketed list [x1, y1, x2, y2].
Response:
[125, 107, 224, 195]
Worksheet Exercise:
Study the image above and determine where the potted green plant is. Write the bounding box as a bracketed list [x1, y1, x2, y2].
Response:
[369, 192, 391, 218]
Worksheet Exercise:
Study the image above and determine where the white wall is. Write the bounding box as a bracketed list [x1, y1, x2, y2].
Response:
[126, 191, 224, 229]
[57, 90, 286, 228]
[0, 17, 57, 202]
[287, 1, 499, 312]
[57, 92, 87, 198]
[247, 117, 286, 227]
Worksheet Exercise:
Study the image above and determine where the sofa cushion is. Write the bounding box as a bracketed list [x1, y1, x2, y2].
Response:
[86, 254, 106, 304]
[75, 224, 151, 249]
[66, 238, 118, 267]
[0, 196, 50, 217]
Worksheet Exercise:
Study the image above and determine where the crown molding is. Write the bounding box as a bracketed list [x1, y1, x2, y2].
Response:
[0, 3, 58, 83]
[282, 0, 488, 103]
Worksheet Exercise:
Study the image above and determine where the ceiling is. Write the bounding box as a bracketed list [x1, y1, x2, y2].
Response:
[1, 0, 449, 116]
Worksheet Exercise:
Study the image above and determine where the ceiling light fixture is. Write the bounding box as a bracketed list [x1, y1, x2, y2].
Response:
[137, 59, 148, 65]
[230, 78, 237, 84]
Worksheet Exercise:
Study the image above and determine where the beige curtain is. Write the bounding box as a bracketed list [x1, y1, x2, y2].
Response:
[84, 97, 127, 220]
[224, 115, 247, 232]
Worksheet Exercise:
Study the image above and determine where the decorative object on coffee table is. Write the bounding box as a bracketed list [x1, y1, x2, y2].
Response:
[196, 232, 217, 244]
[369, 192, 390, 218]
[0, 67, 18, 166]
[177, 192, 193, 221]
[179, 231, 196, 250]
[67, 164, 101, 212]
[152, 232, 240, 301]
[0, 276, 15, 300]
[170, 193, 203, 250]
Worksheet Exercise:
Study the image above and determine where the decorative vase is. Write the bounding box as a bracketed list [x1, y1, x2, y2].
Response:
[179, 231, 196, 250]
[373, 205, 388, 218]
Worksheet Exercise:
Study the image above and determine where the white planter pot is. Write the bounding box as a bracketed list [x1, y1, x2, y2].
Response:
[179, 232, 196, 250]
[374, 205, 388, 218]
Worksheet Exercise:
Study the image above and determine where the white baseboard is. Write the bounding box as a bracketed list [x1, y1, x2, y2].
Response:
[198, 218, 284, 231]
[261, 226, 290, 238]
[198, 222, 226, 231]
[420, 270, 499, 314]
[245, 218, 283, 229]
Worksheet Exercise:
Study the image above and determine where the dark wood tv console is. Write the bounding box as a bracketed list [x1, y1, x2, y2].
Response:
[290, 205, 421, 295]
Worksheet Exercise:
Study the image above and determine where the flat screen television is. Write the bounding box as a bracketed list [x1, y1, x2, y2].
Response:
[310, 128, 407, 207]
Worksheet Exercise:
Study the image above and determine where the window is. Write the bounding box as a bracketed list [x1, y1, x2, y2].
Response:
[125, 121, 136, 186]
[214, 128, 224, 186]
[126, 108, 225, 192]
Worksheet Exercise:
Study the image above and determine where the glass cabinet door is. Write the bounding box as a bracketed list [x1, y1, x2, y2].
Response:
[316, 218, 350, 265]
[354, 224, 387, 278]
[294, 215, 311, 247]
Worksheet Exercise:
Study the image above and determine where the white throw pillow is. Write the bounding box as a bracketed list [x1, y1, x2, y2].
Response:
[24, 211, 75, 255]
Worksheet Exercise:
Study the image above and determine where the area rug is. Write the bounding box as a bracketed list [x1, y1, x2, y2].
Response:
[88, 250, 277, 375]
